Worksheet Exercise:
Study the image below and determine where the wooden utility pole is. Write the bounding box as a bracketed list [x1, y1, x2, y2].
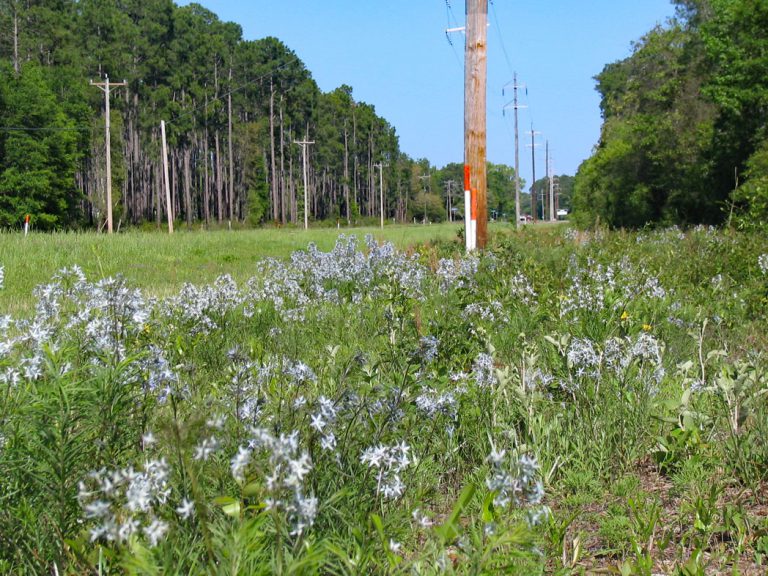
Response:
[527, 124, 541, 222]
[545, 140, 550, 221]
[374, 162, 386, 229]
[548, 150, 556, 221]
[295, 138, 314, 230]
[503, 74, 526, 228]
[160, 120, 173, 234]
[465, 0, 488, 248]
[445, 179, 456, 222]
[91, 75, 126, 234]
[419, 173, 431, 224]
[227, 67, 234, 223]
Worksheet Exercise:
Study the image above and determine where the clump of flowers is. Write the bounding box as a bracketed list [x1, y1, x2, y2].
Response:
[77, 457, 172, 546]
[508, 272, 536, 305]
[759, 254, 768, 275]
[472, 352, 497, 388]
[360, 441, 412, 499]
[310, 395, 339, 452]
[231, 428, 317, 537]
[486, 447, 547, 526]
[436, 254, 480, 293]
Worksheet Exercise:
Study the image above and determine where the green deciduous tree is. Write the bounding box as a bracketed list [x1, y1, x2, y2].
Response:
[0, 63, 81, 229]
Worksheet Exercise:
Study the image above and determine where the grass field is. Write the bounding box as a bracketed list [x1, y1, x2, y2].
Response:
[0, 223, 473, 314]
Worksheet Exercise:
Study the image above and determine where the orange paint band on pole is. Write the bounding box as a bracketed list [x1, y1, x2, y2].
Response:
[464, 165, 471, 192]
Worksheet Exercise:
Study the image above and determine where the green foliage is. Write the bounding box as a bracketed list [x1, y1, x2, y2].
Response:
[574, 0, 768, 228]
[0, 63, 82, 229]
[732, 139, 768, 229]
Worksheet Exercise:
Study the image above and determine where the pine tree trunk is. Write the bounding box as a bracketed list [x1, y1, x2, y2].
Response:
[184, 147, 192, 227]
[215, 132, 223, 222]
[270, 81, 278, 222]
[227, 66, 234, 222]
[344, 124, 350, 224]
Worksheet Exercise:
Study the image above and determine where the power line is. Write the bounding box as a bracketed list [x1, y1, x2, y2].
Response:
[0, 126, 91, 132]
[489, 0, 515, 76]
[443, 0, 464, 70]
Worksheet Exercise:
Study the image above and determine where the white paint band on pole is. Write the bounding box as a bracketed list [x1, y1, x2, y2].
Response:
[464, 189, 471, 251]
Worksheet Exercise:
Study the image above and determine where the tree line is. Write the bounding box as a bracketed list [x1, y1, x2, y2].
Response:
[0, 0, 527, 231]
[573, 0, 768, 229]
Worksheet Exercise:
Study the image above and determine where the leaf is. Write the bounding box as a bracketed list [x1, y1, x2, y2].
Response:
[435, 483, 476, 543]
[242, 482, 260, 498]
[213, 495, 241, 517]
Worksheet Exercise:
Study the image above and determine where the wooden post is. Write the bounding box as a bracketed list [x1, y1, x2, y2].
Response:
[161, 120, 174, 234]
[91, 76, 126, 234]
[465, 0, 488, 248]
[374, 162, 386, 229]
[295, 139, 314, 230]
[513, 74, 521, 228]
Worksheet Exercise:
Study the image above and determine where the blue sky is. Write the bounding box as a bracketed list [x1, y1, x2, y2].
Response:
[178, 1, 677, 185]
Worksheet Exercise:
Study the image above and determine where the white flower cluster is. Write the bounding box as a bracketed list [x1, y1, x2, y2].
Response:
[232, 428, 317, 537]
[245, 235, 428, 321]
[360, 441, 412, 499]
[486, 448, 546, 525]
[472, 352, 497, 388]
[418, 335, 440, 365]
[415, 387, 457, 421]
[508, 272, 536, 305]
[162, 274, 243, 335]
[759, 254, 768, 275]
[560, 256, 668, 319]
[463, 300, 507, 324]
[560, 257, 614, 317]
[436, 254, 480, 293]
[564, 334, 665, 396]
[78, 458, 172, 546]
[310, 395, 339, 452]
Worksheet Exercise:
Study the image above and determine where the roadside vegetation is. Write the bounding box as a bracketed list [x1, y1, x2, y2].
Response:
[1, 224, 767, 574]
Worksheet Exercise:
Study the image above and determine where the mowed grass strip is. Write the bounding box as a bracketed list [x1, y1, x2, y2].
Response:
[0, 223, 469, 315]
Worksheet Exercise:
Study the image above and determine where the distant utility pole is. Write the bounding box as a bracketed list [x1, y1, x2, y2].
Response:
[160, 120, 173, 234]
[419, 173, 431, 224]
[548, 151, 556, 221]
[90, 75, 126, 234]
[465, 0, 488, 248]
[295, 138, 314, 230]
[227, 67, 234, 223]
[503, 73, 527, 229]
[374, 162, 387, 229]
[445, 179, 456, 222]
[526, 124, 541, 222]
[545, 140, 550, 222]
